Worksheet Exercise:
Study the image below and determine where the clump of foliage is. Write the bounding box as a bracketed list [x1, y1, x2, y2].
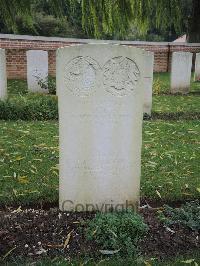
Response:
[158, 200, 200, 231]
[0, 94, 58, 120]
[37, 76, 56, 95]
[85, 210, 148, 256]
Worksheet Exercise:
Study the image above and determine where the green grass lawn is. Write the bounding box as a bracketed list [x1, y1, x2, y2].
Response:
[0, 73, 199, 205]
[1, 74, 200, 264]
[153, 95, 200, 113]
[0, 120, 199, 206]
[152, 73, 200, 117]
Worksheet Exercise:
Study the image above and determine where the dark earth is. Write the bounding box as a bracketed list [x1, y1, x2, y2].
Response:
[0, 204, 199, 263]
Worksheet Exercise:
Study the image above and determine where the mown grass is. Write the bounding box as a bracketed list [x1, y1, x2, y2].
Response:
[141, 120, 200, 202]
[152, 95, 200, 113]
[0, 120, 199, 206]
[152, 73, 200, 119]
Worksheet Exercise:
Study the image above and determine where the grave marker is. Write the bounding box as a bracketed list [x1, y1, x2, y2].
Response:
[194, 53, 200, 81]
[143, 51, 154, 115]
[170, 52, 192, 94]
[27, 50, 48, 93]
[57, 44, 145, 212]
[0, 48, 7, 100]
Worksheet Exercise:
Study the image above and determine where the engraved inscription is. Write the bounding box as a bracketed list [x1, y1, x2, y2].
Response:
[103, 56, 140, 96]
[64, 56, 100, 97]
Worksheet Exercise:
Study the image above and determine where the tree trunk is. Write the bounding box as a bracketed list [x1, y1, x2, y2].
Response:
[187, 0, 200, 43]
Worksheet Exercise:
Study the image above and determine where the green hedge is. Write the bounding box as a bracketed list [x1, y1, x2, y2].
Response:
[0, 94, 199, 121]
[0, 94, 58, 120]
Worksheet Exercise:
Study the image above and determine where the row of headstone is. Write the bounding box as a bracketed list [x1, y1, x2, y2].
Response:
[170, 52, 200, 94]
[1, 48, 199, 112]
[0, 48, 155, 115]
[1, 48, 200, 101]
[27, 49, 154, 115]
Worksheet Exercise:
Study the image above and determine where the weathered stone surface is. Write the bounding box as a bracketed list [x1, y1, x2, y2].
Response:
[0, 48, 7, 100]
[143, 51, 154, 115]
[194, 53, 200, 81]
[170, 52, 192, 94]
[27, 50, 48, 93]
[57, 44, 145, 212]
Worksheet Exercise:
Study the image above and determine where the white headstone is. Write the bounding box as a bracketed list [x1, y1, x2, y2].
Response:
[194, 53, 200, 81]
[57, 44, 145, 212]
[170, 52, 192, 94]
[143, 51, 154, 115]
[27, 50, 48, 93]
[0, 49, 7, 100]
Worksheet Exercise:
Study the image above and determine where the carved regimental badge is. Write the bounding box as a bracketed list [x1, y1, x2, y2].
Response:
[64, 56, 100, 97]
[103, 57, 140, 96]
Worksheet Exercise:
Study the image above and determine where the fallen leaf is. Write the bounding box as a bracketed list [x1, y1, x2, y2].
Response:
[2, 246, 16, 260]
[35, 247, 47, 255]
[18, 176, 29, 184]
[156, 190, 162, 199]
[11, 206, 22, 213]
[181, 259, 195, 264]
[165, 226, 175, 234]
[144, 261, 152, 266]
[99, 249, 120, 255]
[14, 156, 25, 162]
[63, 231, 72, 249]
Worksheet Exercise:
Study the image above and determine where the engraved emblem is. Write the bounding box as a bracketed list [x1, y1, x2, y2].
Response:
[64, 56, 100, 97]
[103, 56, 140, 96]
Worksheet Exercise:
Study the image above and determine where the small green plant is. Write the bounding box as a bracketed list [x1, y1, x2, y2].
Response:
[85, 210, 148, 256]
[158, 200, 200, 231]
[37, 76, 56, 95]
[153, 78, 162, 95]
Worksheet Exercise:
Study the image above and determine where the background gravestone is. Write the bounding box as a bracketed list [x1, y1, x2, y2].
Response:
[194, 53, 200, 81]
[0, 48, 7, 100]
[170, 52, 192, 94]
[143, 51, 154, 115]
[57, 44, 145, 212]
[27, 50, 48, 93]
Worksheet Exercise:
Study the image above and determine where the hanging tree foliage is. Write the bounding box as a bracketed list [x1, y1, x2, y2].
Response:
[0, 0, 199, 42]
[78, 0, 200, 42]
[0, 0, 34, 32]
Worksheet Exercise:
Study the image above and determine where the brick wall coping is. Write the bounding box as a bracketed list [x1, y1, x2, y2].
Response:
[1, 33, 200, 47]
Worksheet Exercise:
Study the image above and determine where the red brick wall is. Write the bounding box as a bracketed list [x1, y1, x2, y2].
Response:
[0, 34, 200, 79]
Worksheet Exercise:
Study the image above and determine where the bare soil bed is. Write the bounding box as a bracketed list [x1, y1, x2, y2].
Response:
[0, 206, 199, 262]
